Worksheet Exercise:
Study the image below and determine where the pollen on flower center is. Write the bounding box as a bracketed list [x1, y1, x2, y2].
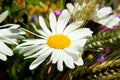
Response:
[47, 34, 71, 49]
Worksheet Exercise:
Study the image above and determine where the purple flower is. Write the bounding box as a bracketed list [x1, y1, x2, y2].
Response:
[99, 4, 105, 9]
[30, 15, 37, 22]
[113, 26, 119, 30]
[117, 14, 120, 18]
[97, 54, 105, 62]
[54, 10, 61, 16]
[103, 26, 109, 32]
[104, 47, 110, 53]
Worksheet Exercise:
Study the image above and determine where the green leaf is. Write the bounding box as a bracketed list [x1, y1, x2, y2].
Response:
[25, 0, 42, 7]
[4, 2, 19, 18]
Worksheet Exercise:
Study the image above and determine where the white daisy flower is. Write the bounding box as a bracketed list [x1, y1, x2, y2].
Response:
[94, 7, 120, 28]
[66, 2, 120, 28]
[0, 11, 25, 61]
[16, 9, 93, 71]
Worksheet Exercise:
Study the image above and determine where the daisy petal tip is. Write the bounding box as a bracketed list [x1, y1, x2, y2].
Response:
[3, 58, 7, 61]
[62, 9, 70, 15]
[57, 65, 63, 72]
[13, 24, 20, 28]
[69, 65, 75, 69]
[14, 44, 21, 49]
[79, 61, 84, 66]
[29, 65, 36, 70]
[14, 42, 18, 45]
[66, 3, 72, 8]
[4, 10, 9, 15]
[0, 10, 9, 23]
[39, 16, 43, 20]
[0, 55, 7, 61]
[75, 58, 84, 66]
[58, 68, 63, 72]
[8, 52, 13, 56]
[13, 47, 19, 51]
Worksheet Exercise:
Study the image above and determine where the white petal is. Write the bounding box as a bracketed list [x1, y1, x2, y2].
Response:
[49, 49, 57, 63]
[81, 2, 87, 9]
[17, 39, 46, 47]
[25, 45, 49, 58]
[68, 42, 82, 53]
[29, 48, 52, 70]
[36, 30, 48, 38]
[0, 53, 7, 61]
[106, 17, 120, 28]
[0, 24, 20, 29]
[57, 9, 70, 33]
[2, 35, 24, 39]
[67, 28, 93, 41]
[72, 39, 88, 47]
[64, 47, 80, 55]
[63, 52, 75, 69]
[64, 21, 83, 34]
[9, 25, 26, 35]
[1, 37, 18, 45]
[0, 41, 13, 56]
[52, 50, 61, 64]
[39, 16, 51, 35]
[0, 25, 25, 37]
[0, 28, 14, 36]
[98, 15, 120, 28]
[20, 45, 40, 53]
[49, 53, 56, 63]
[0, 24, 18, 28]
[0, 11, 8, 23]
[64, 47, 81, 61]
[66, 3, 74, 14]
[74, 57, 84, 66]
[57, 56, 64, 71]
[97, 7, 112, 18]
[97, 17, 110, 26]
[9, 24, 19, 28]
[31, 23, 48, 38]
[23, 45, 43, 56]
[49, 12, 56, 33]
[74, 3, 82, 11]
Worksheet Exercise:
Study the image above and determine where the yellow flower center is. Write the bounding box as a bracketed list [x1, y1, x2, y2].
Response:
[47, 34, 71, 49]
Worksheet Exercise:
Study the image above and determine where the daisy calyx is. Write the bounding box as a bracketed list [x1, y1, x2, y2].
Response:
[16, 9, 93, 71]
